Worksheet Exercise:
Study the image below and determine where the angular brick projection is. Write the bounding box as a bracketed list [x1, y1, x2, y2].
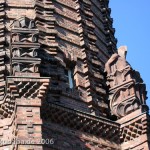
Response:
[0, 0, 149, 150]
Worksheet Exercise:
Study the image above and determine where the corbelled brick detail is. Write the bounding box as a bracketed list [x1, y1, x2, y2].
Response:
[117, 110, 150, 150]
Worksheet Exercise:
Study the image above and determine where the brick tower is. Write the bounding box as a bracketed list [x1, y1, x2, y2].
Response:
[0, 0, 149, 150]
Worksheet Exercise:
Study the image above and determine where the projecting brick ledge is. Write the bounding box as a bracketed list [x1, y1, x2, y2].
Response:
[42, 102, 120, 144]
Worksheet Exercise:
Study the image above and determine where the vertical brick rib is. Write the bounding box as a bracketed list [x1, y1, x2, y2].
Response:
[0, 0, 6, 101]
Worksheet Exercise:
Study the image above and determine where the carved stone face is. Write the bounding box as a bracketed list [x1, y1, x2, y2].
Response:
[118, 46, 127, 59]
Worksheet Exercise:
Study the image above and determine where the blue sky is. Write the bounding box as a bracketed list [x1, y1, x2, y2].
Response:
[109, 0, 150, 107]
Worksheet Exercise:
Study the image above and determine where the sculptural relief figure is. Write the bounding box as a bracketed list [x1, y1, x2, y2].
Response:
[105, 46, 132, 87]
[105, 46, 148, 118]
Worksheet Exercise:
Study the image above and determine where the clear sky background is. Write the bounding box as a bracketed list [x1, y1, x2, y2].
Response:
[109, 0, 150, 108]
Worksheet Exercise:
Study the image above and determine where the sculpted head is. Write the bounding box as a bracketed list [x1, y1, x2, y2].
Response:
[118, 46, 127, 59]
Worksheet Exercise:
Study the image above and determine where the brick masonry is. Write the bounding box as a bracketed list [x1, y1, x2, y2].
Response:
[0, 0, 149, 150]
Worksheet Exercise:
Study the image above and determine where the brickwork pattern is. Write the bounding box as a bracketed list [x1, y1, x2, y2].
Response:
[0, 0, 149, 150]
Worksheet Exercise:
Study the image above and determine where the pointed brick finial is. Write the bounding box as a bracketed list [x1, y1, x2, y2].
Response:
[118, 46, 127, 58]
